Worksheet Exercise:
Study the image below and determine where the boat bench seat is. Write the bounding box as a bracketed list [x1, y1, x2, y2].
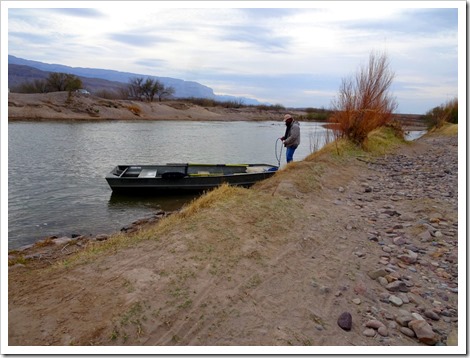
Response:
[138, 169, 158, 178]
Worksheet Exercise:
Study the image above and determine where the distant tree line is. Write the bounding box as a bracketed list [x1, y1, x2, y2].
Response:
[11, 72, 83, 94]
[10, 72, 176, 103]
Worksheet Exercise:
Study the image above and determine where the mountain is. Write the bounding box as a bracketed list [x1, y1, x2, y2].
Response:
[8, 55, 264, 105]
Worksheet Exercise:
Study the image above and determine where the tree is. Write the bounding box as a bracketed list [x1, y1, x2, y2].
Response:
[127, 77, 175, 102]
[330, 52, 397, 145]
[155, 85, 175, 102]
[141, 78, 162, 102]
[46, 72, 82, 92]
[128, 77, 145, 100]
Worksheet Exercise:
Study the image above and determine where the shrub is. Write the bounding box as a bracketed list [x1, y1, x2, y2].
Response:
[11, 79, 48, 93]
[330, 52, 397, 146]
[127, 104, 141, 115]
[94, 89, 123, 100]
[424, 97, 458, 128]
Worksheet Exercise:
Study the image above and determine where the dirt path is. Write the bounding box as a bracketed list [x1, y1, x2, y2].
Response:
[7, 131, 459, 351]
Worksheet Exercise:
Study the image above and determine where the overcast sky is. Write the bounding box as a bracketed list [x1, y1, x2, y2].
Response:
[4, 1, 464, 114]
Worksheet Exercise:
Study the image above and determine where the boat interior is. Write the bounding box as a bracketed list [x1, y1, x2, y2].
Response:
[110, 164, 276, 179]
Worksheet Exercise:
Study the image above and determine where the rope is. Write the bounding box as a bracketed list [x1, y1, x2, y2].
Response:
[275, 138, 283, 167]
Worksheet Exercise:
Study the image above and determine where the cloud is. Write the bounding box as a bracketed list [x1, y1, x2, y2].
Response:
[109, 33, 172, 47]
[220, 25, 292, 52]
[9, 31, 52, 45]
[48, 8, 104, 18]
[133, 58, 169, 70]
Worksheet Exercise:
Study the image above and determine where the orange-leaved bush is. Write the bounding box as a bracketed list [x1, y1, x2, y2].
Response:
[330, 52, 397, 146]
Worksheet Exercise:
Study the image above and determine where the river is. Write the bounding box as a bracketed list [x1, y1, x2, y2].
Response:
[8, 120, 336, 249]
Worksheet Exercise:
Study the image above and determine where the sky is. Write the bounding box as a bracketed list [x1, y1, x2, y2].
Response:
[3, 1, 464, 114]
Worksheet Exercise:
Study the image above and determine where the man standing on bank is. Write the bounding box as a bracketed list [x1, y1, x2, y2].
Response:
[280, 114, 300, 163]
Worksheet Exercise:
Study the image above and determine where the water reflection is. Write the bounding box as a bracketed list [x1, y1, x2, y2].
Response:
[108, 192, 199, 212]
[405, 130, 427, 141]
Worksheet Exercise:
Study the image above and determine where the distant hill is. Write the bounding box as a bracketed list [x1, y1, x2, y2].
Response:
[8, 55, 264, 105]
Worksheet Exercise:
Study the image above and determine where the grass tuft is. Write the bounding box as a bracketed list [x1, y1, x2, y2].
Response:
[428, 123, 458, 136]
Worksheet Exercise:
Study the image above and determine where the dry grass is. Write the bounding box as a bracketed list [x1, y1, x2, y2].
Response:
[33, 236, 56, 248]
[428, 123, 458, 136]
[161, 183, 302, 240]
[363, 126, 407, 155]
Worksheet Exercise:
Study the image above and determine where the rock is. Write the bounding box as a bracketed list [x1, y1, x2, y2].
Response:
[398, 250, 418, 264]
[52, 236, 72, 245]
[337, 312, 352, 331]
[365, 320, 385, 329]
[385, 273, 399, 283]
[377, 277, 388, 286]
[393, 237, 407, 246]
[400, 213, 416, 221]
[382, 246, 393, 253]
[396, 314, 414, 327]
[399, 326, 416, 338]
[411, 313, 425, 321]
[408, 320, 438, 345]
[385, 280, 409, 292]
[419, 230, 432, 242]
[424, 310, 440, 321]
[368, 268, 388, 280]
[379, 258, 389, 265]
[95, 234, 108, 241]
[352, 298, 361, 305]
[397, 293, 410, 304]
[377, 326, 388, 337]
[389, 295, 403, 307]
[363, 328, 376, 337]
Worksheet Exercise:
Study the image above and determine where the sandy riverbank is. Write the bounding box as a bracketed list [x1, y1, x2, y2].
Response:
[7, 125, 459, 352]
[8, 92, 305, 121]
[8, 92, 427, 131]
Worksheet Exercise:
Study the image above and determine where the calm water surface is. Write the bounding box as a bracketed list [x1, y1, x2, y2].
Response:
[8, 120, 332, 249]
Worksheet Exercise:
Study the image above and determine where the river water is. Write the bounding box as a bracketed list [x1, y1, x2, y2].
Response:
[8, 120, 336, 249]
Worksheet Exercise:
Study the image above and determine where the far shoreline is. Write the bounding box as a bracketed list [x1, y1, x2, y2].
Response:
[8, 92, 427, 129]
